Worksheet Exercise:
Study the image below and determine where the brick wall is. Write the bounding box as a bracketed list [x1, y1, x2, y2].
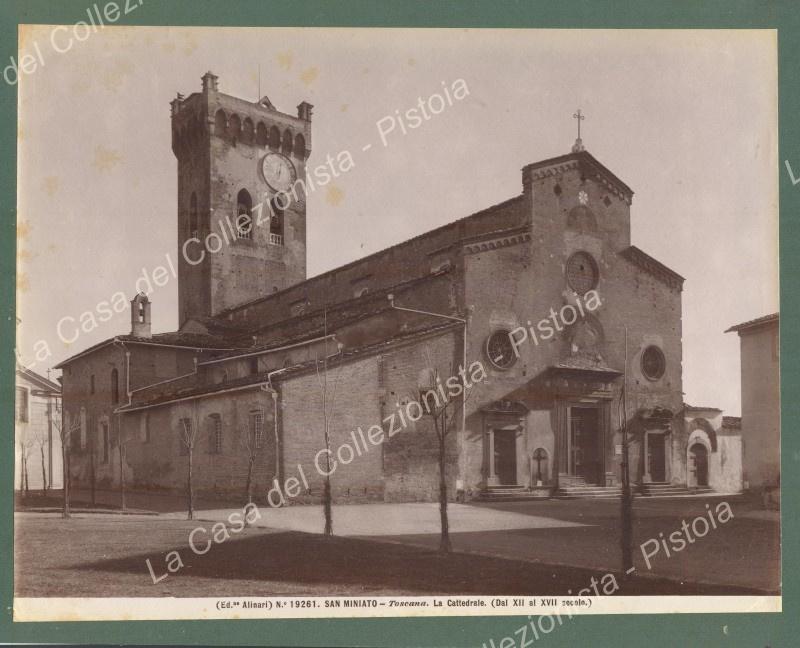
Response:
[121, 387, 278, 501]
[280, 353, 384, 503]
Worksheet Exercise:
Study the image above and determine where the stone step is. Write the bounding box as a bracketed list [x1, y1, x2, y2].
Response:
[559, 486, 622, 492]
[554, 484, 623, 500]
[485, 485, 527, 491]
[639, 484, 716, 497]
[474, 493, 551, 502]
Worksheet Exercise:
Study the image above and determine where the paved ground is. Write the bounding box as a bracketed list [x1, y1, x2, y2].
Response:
[13, 513, 761, 597]
[166, 494, 780, 593]
[168, 501, 586, 535]
[19, 489, 780, 593]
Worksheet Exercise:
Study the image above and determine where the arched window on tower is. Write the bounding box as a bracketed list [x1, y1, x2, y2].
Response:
[236, 189, 253, 240]
[256, 122, 268, 147]
[293, 133, 306, 159]
[242, 118, 254, 144]
[269, 126, 281, 150]
[214, 109, 227, 136]
[282, 129, 293, 155]
[269, 196, 284, 245]
[229, 114, 241, 144]
[189, 192, 198, 238]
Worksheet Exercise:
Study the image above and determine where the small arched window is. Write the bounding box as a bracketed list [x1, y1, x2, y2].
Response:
[269, 196, 284, 245]
[242, 118, 254, 144]
[111, 368, 119, 405]
[214, 109, 227, 136]
[236, 189, 253, 239]
[269, 126, 281, 150]
[282, 129, 293, 155]
[229, 114, 241, 142]
[256, 122, 268, 146]
[189, 192, 198, 237]
[250, 410, 264, 449]
[293, 133, 306, 158]
[208, 414, 223, 454]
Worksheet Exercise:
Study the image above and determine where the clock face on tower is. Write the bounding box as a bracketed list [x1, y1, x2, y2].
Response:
[261, 153, 297, 192]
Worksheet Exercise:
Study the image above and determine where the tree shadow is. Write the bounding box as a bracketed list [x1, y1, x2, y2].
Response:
[72, 529, 764, 596]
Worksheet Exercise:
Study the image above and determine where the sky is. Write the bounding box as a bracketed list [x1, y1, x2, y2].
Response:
[16, 27, 778, 415]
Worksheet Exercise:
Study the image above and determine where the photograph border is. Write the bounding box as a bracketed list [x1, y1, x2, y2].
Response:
[1, 1, 796, 645]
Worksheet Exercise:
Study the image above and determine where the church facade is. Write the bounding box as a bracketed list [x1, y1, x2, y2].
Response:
[56, 73, 742, 503]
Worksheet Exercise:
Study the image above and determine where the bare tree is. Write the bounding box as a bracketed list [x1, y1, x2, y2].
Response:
[30, 424, 50, 494]
[89, 422, 97, 507]
[116, 413, 131, 511]
[314, 311, 344, 536]
[240, 411, 264, 525]
[18, 429, 33, 497]
[53, 412, 79, 518]
[619, 327, 634, 578]
[178, 405, 200, 520]
[39, 439, 48, 492]
[414, 349, 478, 554]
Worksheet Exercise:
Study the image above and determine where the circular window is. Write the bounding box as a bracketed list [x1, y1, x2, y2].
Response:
[485, 330, 517, 370]
[641, 346, 666, 380]
[565, 252, 599, 295]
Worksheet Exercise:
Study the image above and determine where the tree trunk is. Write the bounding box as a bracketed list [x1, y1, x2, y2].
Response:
[90, 437, 97, 506]
[40, 444, 48, 493]
[62, 438, 70, 518]
[438, 429, 451, 554]
[119, 439, 126, 511]
[244, 454, 255, 527]
[187, 446, 194, 520]
[22, 448, 29, 497]
[323, 475, 333, 536]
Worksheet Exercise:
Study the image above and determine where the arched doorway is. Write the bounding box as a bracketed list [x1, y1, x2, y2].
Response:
[688, 443, 709, 487]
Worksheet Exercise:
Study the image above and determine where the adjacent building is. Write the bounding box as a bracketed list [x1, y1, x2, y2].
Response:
[15, 363, 62, 491]
[726, 313, 780, 491]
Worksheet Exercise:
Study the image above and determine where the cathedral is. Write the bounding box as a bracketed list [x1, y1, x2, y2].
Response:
[56, 72, 743, 503]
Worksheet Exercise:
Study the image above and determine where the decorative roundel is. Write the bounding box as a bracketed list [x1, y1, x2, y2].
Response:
[565, 251, 599, 295]
[641, 345, 666, 381]
[485, 330, 517, 370]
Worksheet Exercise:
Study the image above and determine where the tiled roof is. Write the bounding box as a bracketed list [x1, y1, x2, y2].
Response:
[213, 195, 526, 319]
[16, 363, 61, 393]
[54, 332, 241, 368]
[722, 416, 742, 429]
[549, 353, 623, 376]
[684, 404, 723, 412]
[725, 313, 779, 334]
[117, 332, 236, 347]
[118, 321, 459, 412]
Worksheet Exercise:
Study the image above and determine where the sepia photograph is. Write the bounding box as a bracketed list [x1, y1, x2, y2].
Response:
[11, 23, 780, 625]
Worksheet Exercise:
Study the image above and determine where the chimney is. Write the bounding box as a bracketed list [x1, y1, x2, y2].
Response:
[297, 101, 313, 121]
[131, 292, 152, 338]
[201, 71, 219, 94]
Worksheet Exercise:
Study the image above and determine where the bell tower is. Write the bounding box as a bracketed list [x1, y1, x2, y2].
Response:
[171, 72, 312, 326]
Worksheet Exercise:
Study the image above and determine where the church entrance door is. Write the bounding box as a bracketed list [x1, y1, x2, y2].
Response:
[689, 443, 709, 487]
[647, 433, 667, 482]
[569, 406, 601, 484]
[494, 430, 517, 485]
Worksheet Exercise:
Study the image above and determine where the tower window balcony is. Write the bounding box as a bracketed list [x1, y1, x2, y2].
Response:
[268, 232, 283, 246]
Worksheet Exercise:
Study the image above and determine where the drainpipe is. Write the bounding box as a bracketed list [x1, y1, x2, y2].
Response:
[112, 338, 132, 406]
